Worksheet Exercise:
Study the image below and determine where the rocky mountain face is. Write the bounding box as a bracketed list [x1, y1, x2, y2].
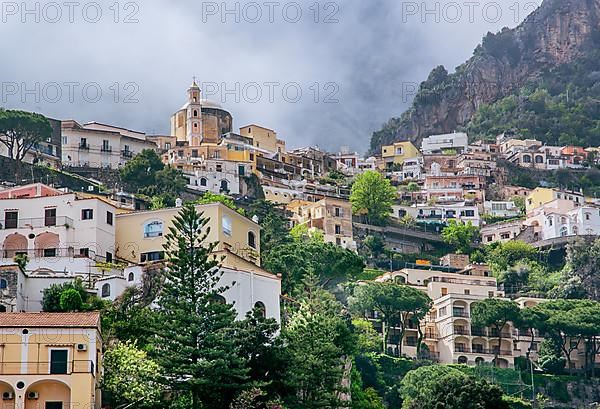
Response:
[369, 0, 600, 153]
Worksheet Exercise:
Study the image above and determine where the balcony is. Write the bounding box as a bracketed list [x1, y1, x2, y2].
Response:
[453, 310, 470, 318]
[1, 247, 95, 259]
[101, 146, 112, 153]
[78, 143, 89, 150]
[453, 328, 470, 336]
[453, 347, 512, 356]
[121, 149, 133, 158]
[0, 360, 95, 375]
[0, 216, 73, 230]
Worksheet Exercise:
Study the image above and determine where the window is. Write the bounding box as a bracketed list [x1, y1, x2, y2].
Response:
[46, 402, 63, 409]
[222, 216, 232, 236]
[441, 287, 448, 296]
[101, 283, 111, 297]
[43, 248, 57, 257]
[102, 140, 110, 152]
[334, 207, 342, 217]
[144, 221, 164, 238]
[165, 142, 171, 150]
[80, 248, 90, 257]
[254, 301, 266, 318]
[0, 279, 7, 289]
[585, 213, 591, 221]
[106, 211, 113, 226]
[44, 208, 57, 226]
[106, 252, 113, 263]
[80, 137, 87, 147]
[200, 178, 207, 187]
[192, 149, 198, 158]
[50, 349, 68, 374]
[193, 109, 198, 117]
[248, 231, 256, 248]
[4, 211, 18, 229]
[128, 272, 134, 282]
[335, 225, 341, 235]
[220, 180, 229, 192]
[464, 289, 470, 295]
[141, 251, 164, 262]
[81, 209, 94, 220]
[488, 291, 494, 298]
[216, 163, 223, 172]
[239, 164, 245, 177]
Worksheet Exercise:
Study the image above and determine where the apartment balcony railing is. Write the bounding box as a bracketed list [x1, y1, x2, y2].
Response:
[452, 310, 470, 318]
[78, 143, 89, 150]
[0, 216, 73, 230]
[431, 276, 497, 287]
[454, 347, 512, 356]
[0, 360, 95, 375]
[101, 146, 112, 153]
[121, 150, 133, 158]
[453, 328, 470, 336]
[471, 329, 488, 337]
[1, 247, 97, 259]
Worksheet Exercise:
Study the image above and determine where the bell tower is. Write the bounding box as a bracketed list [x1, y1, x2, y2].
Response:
[187, 78, 203, 146]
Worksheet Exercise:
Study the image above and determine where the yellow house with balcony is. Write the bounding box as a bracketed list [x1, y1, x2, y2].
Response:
[0, 312, 102, 409]
[381, 141, 420, 169]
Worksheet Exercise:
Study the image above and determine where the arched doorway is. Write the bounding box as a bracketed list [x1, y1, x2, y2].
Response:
[25, 380, 70, 409]
[34, 232, 60, 257]
[457, 356, 468, 364]
[3, 233, 27, 258]
[0, 381, 15, 409]
[254, 301, 266, 318]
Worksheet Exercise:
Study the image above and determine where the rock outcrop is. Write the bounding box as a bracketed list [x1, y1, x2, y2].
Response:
[370, 0, 600, 153]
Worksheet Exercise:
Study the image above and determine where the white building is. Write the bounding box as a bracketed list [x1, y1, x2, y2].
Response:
[0, 183, 118, 265]
[185, 158, 252, 195]
[528, 200, 600, 241]
[394, 202, 481, 227]
[484, 201, 522, 218]
[421, 132, 469, 154]
[61, 120, 157, 169]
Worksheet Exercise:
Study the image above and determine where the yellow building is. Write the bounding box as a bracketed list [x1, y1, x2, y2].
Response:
[525, 187, 585, 214]
[115, 202, 261, 268]
[239, 124, 285, 153]
[0, 312, 102, 409]
[381, 141, 421, 169]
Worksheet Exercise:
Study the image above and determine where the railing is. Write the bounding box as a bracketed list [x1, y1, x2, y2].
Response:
[79, 143, 89, 150]
[0, 360, 95, 375]
[453, 328, 470, 335]
[453, 347, 512, 356]
[121, 150, 133, 158]
[101, 146, 112, 153]
[1, 247, 97, 259]
[0, 216, 73, 230]
[432, 276, 496, 287]
[452, 310, 470, 318]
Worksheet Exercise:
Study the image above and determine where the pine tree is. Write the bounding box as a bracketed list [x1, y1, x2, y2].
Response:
[152, 204, 248, 409]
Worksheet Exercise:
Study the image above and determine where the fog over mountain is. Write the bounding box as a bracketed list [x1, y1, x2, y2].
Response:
[0, 0, 541, 152]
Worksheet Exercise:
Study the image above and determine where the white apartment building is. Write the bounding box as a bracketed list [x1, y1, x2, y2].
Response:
[185, 158, 253, 195]
[484, 201, 522, 218]
[0, 184, 118, 265]
[372, 267, 516, 367]
[394, 202, 481, 227]
[61, 121, 157, 169]
[527, 199, 600, 241]
[421, 132, 469, 154]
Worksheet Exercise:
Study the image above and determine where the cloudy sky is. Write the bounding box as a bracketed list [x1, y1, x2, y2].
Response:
[0, 0, 542, 153]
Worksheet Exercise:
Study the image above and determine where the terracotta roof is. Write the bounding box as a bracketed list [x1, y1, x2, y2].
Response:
[0, 312, 100, 328]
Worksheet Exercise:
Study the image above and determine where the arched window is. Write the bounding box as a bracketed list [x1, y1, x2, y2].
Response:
[585, 213, 591, 221]
[457, 356, 468, 364]
[248, 231, 256, 249]
[101, 283, 111, 298]
[547, 216, 553, 226]
[193, 109, 198, 117]
[522, 155, 531, 163]
[475, 357, 485, 366]
[220, 180, 229, 192]
[212, 295, 226, 304]
[573, 226, 579, 235]
[560, 226, 568, 237]
[0, 279, 7, 289]
[128, 272, 135, 282]
[560, 216, 567, 224]
[222, 216, 232, 236]
[535, 155, 544, 164]
[144, 220, 164, 238]
[254, 301, 266, 318]
[200, 177, 207, 187]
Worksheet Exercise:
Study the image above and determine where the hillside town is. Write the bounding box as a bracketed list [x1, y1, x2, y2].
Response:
[1, 78, 600, 409]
